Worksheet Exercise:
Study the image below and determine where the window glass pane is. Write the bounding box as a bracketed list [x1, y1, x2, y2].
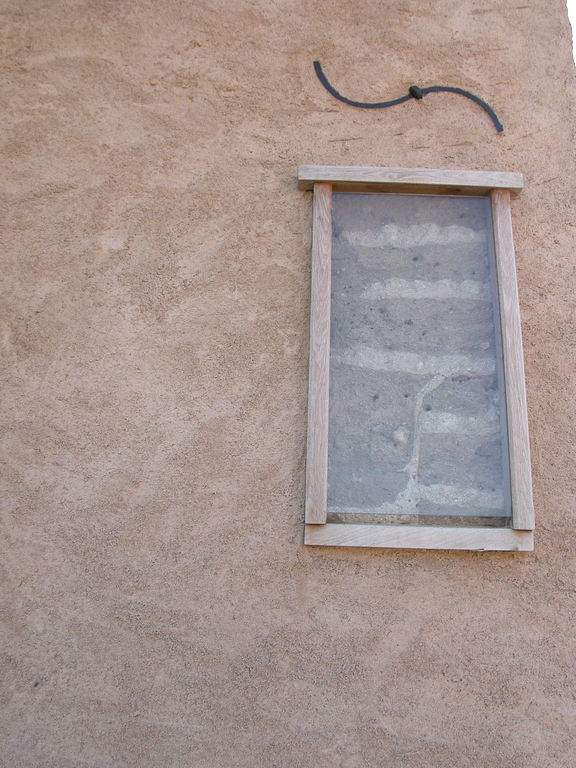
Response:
[327, 193, 511, 527]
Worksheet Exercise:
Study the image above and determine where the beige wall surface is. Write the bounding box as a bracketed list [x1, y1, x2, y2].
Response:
[1, 1, 576, 766]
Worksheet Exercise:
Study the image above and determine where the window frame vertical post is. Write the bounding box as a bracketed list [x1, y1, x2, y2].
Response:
[491, 188, 535, 531]
[305, 182, 333, 524]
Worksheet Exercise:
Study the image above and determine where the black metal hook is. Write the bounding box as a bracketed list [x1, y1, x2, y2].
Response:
[313, 60, 503, 133]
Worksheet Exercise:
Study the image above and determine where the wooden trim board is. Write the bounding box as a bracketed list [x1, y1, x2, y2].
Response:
[491, 189, 534, 530]
[305, 524, 534, 551]
[298, 165, 524, 197]
[305, 183, 332, 524]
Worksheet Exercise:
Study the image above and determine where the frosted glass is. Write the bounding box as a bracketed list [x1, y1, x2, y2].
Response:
[327, 193, 511, 526]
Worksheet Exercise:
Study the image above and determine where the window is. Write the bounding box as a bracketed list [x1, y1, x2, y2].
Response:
[300, 165, 534, 551]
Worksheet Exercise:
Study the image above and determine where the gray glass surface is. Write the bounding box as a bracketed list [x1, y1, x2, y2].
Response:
[327, 193, 511, 525]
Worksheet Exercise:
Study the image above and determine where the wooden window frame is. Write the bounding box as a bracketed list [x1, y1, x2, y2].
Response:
[300, 165, 534, 551]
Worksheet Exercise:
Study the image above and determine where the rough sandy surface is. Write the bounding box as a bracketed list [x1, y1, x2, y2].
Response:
[1, 1, 576, 766]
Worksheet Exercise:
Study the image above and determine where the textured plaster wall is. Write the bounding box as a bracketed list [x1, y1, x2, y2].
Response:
[1, 1, 576, 766]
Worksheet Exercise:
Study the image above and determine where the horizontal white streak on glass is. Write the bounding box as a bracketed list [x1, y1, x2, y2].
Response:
[344, 223, 486, 249]
[333, 346, 496, 376]
[419, 484, 503, 508]
[362, 278, 491, 301]
[333, 483, 504, 514]
[421, 410, 500, 436]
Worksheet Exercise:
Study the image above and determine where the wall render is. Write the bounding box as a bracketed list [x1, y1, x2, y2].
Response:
[1, 1, 576, 766]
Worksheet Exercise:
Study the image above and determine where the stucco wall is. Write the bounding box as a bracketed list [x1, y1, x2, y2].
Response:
[2, 1, 576, 766]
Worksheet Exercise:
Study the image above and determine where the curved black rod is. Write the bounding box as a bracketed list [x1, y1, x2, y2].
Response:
[313, 60, 412, 109]
[313, 60, 503, 133]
